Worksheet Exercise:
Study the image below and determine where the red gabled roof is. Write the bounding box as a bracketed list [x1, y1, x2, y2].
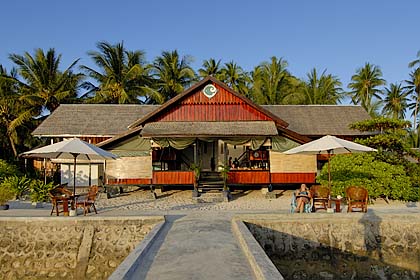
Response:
[128, 76, 289, 128]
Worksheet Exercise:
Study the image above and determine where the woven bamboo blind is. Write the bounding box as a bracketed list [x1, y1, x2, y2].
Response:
[269, 151, 316, 173]
[106, 156, 152, 179]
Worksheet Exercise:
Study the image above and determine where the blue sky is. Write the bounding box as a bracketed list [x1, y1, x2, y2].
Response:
[1, 0, 419, 99]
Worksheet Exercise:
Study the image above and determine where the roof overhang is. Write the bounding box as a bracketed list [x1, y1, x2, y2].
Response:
[141, 121, 279, 138]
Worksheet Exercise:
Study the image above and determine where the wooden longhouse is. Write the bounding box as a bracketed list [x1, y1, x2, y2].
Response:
[32, 77, 370, 190]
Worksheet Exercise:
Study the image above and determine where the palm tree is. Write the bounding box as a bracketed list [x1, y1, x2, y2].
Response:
[406, 69, 420, 129]
[0, 66, 37, 158]
[408, 50, 420, 69]
[9, 48, 81, 114]
[147, 50, 196, 104]
[81, 41, 150, 104]
[365, 99, 383, 118]
[220, 61, 250, 95]
[348, 63, 386, 113]
[406, 128, 420, 148]
[407, 51, 420, 130]
[198, 58, 223, 79]
[382, 83, 409, 119]
[300, 68, 343, 105]
[250, 56, 297, 104]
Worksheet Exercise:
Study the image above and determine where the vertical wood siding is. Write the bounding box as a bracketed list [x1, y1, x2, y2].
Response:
[153, 84, 273, 122]
[152, 171, 194, 185]
[107, 178, 152, 185]
[270, 173, 316, 184]
[228, 171, 270, 184]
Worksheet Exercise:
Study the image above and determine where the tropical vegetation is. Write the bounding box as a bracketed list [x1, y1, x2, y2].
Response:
[1, 42, 420, 201]
[318, 118, 420, 201]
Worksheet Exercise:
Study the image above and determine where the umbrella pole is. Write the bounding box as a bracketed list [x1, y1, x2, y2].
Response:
[89, 162, 91, 187]
[328, 150, 331, 199]
[71, 153, 79, 196]
[43, 159, 47, 184]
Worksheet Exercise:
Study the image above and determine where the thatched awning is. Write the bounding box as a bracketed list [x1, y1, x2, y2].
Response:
[141, 121, 278, 137]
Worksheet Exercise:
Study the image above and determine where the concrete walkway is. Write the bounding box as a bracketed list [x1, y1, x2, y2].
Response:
[131, 213, 255, 280]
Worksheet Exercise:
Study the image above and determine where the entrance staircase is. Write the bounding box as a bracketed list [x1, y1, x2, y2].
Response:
[195, 171, 226, 203]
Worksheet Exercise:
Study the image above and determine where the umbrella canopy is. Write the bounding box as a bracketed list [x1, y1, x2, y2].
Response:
[284, 135, 377, 155]
[284, 135, 377, 190]
[21, 138, 118, 195]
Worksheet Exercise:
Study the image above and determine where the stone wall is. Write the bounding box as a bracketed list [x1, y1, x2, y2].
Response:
[0, 216, 163, 279]
[243, 213, 420, 279]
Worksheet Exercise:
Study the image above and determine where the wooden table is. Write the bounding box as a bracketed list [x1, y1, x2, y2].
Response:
[55, 195, 79, 216]
[328, 198, 342, 213]
[54, 196, 70, 216]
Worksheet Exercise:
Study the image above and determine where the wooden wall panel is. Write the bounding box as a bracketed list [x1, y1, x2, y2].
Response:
[182, 84, 242, 104]
[106, 156, 152, 179]
[153, 83, 273, 122]
[152, 171, 194, 185]
[155, 104, 272, 122]
[107, 178, 152, 185]
[228, 171, 270, 184]
[270, 151, 317, 173]
[270, 173, 316, 184]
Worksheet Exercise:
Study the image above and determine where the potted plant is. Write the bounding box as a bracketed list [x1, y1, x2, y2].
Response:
[190, 163, 201, 197]
[0, 184, 14, 210]
[30, 179, 56, 208]
[219, 164, 231, 201]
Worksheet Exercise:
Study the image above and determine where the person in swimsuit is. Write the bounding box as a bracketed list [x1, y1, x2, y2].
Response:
[295, 184, 311, 213]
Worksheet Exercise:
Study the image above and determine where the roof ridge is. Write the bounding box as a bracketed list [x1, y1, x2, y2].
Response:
[59, 104, 160, 107]
[261, 104, 361, 107]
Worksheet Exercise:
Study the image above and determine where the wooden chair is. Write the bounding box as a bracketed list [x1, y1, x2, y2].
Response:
[310, 185, 330, 212]
[49, 185, 72, 216]
[346, 186, 368, 213]
[76, 185, 99, 215]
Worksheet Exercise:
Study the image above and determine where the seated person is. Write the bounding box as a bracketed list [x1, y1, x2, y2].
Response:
[233, 158, 240, 168]
[294, 184, 312, 213]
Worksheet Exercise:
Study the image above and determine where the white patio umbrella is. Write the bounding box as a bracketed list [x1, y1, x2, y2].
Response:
[21, 138, 118, 195]
[284, 135, 377, 189]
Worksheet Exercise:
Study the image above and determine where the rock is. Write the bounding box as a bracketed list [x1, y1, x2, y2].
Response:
[108, 260, 118, 268]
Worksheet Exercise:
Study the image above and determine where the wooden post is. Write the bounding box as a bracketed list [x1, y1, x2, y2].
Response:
[43, 159, 47, 184]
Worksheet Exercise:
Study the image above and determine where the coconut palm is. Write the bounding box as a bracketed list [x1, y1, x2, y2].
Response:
[220, 61, 250, 95]
[146, 50, 196, 104]
[81, 41, 150, 104]
[9, 48, 81, 114]
[300, 68, 343, 105]
[0, 66, 37, 158]
[407, 63, 420, 130]
[198, 58, 223, 79]
[250, 56, 291, 105]
[348, 63, 386, 113]
[406, 128, 420, 148]
[382, 83, 409, 119]
[408, 50, 420, 69]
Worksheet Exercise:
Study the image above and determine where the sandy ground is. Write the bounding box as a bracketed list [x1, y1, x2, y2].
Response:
[2, 189, 419, 216]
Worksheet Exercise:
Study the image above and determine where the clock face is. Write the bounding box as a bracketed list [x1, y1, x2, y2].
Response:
[202, 84, 218, 99]
[253, 151, 260, 158]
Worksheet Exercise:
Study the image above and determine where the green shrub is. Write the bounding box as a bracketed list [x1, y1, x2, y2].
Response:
[0, 160, 20, 180]
[0, 176, 32, 199]
[317, 153, 416, 201]
[0, 184, 15, 205]
[30, 180, 56, 202]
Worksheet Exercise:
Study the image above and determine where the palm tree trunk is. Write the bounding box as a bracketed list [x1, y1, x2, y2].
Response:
[413, 93, 419, 131]
[8, 135, 18, 158]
